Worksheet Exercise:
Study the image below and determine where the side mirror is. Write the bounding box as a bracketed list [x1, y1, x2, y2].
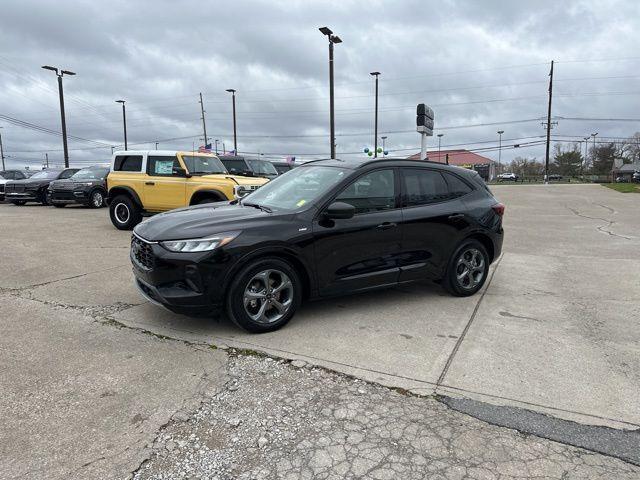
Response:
[325, 201, 355, 220]
[173, 166, 191, 178]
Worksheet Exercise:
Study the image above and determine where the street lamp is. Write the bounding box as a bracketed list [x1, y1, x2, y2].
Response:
[42, 65, 75, 167]
[0, 127, 5, 171]
[497, 130, 505, 173]
[381, 136, 387, 156]
[115, 100, 127, 150]
[155, 141, 159, 150]
[591, 132, 598, 162]
[226, 89, 237, 155]
[582, 136, 590, 177]
[319, 27, 342, 159]
[437, 133, 444, 162]
[370, 71, 381, 157]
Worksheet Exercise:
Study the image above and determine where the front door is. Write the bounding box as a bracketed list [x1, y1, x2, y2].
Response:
[144, 155, 186, 211]
[312, 168, 403, 296]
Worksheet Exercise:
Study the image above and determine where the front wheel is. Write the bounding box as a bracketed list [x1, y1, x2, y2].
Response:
[226, 258, 302, 333]
[40, 190, 51, 206]
[89, 190, 106, 208]
[53, 203, 66, 208]
[109, 195, 142, 230]
[11, 200, 26, 206]
[443, 240, 489, 297]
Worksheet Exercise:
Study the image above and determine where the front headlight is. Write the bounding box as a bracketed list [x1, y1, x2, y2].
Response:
[160, 231, 240, 253]
[233, 185, 251, 199]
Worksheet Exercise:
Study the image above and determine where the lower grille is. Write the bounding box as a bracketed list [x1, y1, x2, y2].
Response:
[0, 184, 4, 193]
[131, 236, 155, 271]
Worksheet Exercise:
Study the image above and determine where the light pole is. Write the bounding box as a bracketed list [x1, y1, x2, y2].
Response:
[497, 130, 505, 173]
[226, 89, 237, 155]
[0, 127, 5, 171]
[155, 142, 159, 150]
[437, 133, 444, 161]
[582, 136, 590, 177]
[381, 136, 387, 156]
[214, 139, 219, 155]
[370, 71, 380, 157]
[319, 27, 342, 159]
[115, 100, 127, 150]
[42, 65, 75, 167]
[591, 133, 598, 166]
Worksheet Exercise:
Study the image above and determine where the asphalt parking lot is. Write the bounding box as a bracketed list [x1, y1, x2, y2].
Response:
[1, 184, 639, 478]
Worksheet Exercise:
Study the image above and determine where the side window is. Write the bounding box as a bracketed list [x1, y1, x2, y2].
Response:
[59, 169, 76, 179]
[335, 169, 395, 214]
[402, 169, 449, 206]
[114, 155, 143, 172]
[147, 156, 180, 176]
[443, 172, 473, 198]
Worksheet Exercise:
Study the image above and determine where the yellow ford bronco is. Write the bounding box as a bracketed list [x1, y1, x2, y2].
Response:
[106, 150, 269, 230]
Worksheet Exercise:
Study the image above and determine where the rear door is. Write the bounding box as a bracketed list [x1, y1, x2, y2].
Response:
[312, 168, 403, 296]
[398, 168, 472, 281]
[144, 155, 186, 211]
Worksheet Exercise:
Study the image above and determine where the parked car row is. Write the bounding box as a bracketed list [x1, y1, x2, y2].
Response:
[3, 166, 110, 207]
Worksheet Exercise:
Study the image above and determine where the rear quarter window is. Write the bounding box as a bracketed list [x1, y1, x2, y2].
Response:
[114, 155, 143, 172]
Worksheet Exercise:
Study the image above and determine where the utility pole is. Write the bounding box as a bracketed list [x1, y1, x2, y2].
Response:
[0, 127, 5, 171]
[591, 132, 598, 169]
[45, 153, 49, 168]
[214, 139, 219, 154]
[155, 142, 159, 150]
[42, 66, 75, 168]
[370, 71, 380, 157]
[544, 60, 554, 184]
[582, 136, 590, 177]
[226, 89, 237, 154]
[381, 136, 387, 156]
[199, 93, 208, 148]
[320, 27, 342, 159]
[497, 130, 504, 173]
[437, 133, 444, 161]
[115, 100, 127, 150]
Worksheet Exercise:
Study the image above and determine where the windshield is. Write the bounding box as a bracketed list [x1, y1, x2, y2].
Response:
[181, 155, 227, 175]
[242, 165, 348, 210]
[247, 159, 278, 176]
[71, 167, 109, 180]
[221, 158, 248, 175]
[29, 170, 59, 180]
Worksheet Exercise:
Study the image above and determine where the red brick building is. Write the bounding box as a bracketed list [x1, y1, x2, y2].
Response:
[407, 149, 496, 181]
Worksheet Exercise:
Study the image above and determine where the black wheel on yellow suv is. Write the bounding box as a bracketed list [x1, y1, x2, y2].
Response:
[109, 195, 142, 230]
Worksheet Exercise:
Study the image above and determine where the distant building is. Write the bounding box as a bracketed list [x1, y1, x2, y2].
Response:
[407, 149, 496, 181]
[611, 162, 640, 182]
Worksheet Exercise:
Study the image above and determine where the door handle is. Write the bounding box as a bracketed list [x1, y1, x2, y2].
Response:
[376, 222, 397, 230]
[145, 181, 155, 186]
[448, 213, 465, 220]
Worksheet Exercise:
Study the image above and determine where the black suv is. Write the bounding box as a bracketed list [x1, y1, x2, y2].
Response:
[218, 155, 279, 179]
[5, 168, 79, 205]
[130, 158, 504, 333]
[48, 165, 109, 208]
[0, 169, 34, 180]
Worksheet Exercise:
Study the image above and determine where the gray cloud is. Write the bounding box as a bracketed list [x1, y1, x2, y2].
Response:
[1, 0, 639, 169]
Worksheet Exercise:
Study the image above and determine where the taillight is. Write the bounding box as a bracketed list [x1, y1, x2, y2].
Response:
[492, 203, 505, 217]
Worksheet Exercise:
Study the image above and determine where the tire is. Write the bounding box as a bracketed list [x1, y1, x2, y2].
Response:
[109, 194, 142, 230]
[89, 190, 106, 208]
[443, 240, 490, 297]
[40, 190, 51, 206]
[11, 200, 26, 206]
[226, 257, 302, 333]
[53, 203, 66, 208]
[197, 197, 218, 205]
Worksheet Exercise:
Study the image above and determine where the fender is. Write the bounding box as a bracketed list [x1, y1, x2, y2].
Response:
[107, 185, 142, 207]
[189, 189, 229, 205]
[221, 243, 316, 299]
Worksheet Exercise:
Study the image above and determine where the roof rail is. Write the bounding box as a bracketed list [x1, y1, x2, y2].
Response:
[358, 157, 445, 168]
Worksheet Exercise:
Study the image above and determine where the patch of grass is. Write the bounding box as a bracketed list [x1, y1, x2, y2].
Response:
[602, 183, 640, 193]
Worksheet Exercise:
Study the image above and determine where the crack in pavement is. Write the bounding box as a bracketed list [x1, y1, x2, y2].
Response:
[565, 205, 633, 240]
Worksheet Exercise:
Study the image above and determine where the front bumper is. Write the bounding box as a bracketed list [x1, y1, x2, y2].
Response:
[49, 189, 91, 204]
[130, 234, 233, 315]
[5, 192, 38, 201]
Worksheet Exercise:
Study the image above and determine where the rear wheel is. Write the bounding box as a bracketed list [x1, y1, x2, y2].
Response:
[109, 194, 142, 230]
[11, 200, 26, 206]
[53, 203, 66, 208]
[40, 190, 51, 206]
[443, 240, 489, 296]
[226, 258, 302, 333]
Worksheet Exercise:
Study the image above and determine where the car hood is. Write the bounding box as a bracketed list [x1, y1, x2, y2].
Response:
[7, 178, 51, 187]
[134, 202, 272, 241]
[200, 174, 269, 186]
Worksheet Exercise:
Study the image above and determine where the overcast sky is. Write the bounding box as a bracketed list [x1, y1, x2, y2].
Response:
[1, 0, 639, 169]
